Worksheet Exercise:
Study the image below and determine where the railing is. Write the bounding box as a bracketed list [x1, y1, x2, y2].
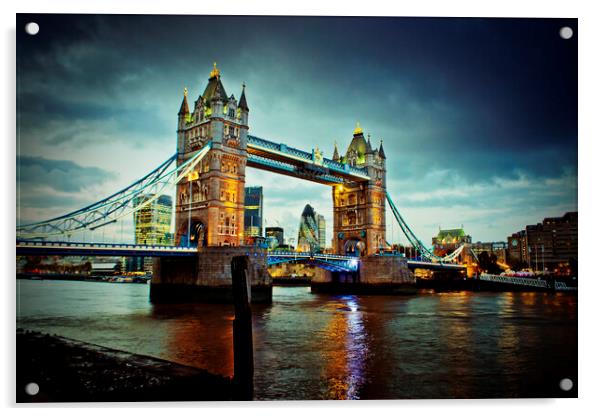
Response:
[16, 240, 197, 252]
[408, 259, 465, 268]
[554, 281, 577, 291]
[247, 154, 296, 172]
[479, 273, 548, 288]
[322, 158, 369, 178]
[268, 251, 356, 261]
[248, 135, 313, 160]
[267, 251, 359, 271]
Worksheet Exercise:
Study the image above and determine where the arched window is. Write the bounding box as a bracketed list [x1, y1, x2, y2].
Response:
[347, 211, 357, 225]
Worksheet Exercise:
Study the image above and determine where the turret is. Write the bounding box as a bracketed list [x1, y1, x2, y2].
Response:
[378, 139, 386, 159]
[177, 88, 189, 154]
[332, 141, 340, 162]
[238, 82, 249, 126]
[178, 88, 189, 125]
[365, 134, 375, 165]
[344, 122, 368, 166]
[200, 62, 227, 120]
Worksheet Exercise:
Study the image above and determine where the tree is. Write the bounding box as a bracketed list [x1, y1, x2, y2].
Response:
[477, 251, 503, 274]
[507, 257, 527, 272]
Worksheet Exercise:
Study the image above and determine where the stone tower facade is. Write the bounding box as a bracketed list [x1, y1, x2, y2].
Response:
[332, 123, 387, 256]
[174, 63, 249, 247]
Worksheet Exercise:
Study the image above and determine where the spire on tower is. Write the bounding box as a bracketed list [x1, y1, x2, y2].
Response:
[353, 121, 363, 135]
[202, 63, 228, 103]
[238, 82, 249, 111]
[378, 139, 386, 159]
[178, 87, 189, 116]
[209, 62, 220, 79]
[366, 134, 373, 153]
[332, 141, 340, 161]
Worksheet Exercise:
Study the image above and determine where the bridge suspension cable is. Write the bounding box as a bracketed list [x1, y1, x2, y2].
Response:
[385, 191, 464, 263]
[17, 142, 213, 239]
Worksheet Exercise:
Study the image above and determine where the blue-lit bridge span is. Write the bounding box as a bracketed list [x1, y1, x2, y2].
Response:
[16, 241, 465, 272]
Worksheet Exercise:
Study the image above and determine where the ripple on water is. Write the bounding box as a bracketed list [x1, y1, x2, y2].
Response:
[17, 280, 577, 400]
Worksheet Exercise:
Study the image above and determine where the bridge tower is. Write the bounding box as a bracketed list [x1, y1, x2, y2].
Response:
[174, 63, 249, 247]
[153, 64, 271, 303]
[332, 123, 387, 256]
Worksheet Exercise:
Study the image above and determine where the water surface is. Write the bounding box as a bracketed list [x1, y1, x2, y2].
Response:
[17, 280, 577, 399]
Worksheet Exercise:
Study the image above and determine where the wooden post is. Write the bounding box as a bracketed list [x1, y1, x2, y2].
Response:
[231, 255, 253, 400]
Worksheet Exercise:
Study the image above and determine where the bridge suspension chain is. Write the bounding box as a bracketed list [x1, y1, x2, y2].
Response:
[385, 191, 464, 263]
[17, 142, 213, 239]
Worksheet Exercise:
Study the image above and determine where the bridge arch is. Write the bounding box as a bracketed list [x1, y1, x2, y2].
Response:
[177, 221, 207, 247]
[343, 239, 365, 257]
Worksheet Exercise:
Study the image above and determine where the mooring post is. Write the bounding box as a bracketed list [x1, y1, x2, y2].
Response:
[231, 255, 253, 400]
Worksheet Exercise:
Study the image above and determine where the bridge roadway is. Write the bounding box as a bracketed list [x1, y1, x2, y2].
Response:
[16, 241, 466, 272]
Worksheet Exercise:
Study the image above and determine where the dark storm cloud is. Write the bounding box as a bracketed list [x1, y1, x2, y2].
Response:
[16, 14, 577, 240]
[17, 156, 116, 192]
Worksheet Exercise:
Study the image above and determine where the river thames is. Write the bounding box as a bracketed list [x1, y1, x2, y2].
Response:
[16, 279, 577, 400]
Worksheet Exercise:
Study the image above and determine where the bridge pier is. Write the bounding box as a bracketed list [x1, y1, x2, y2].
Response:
[311, 255, 416, 294]
[150, 246, 272, 303]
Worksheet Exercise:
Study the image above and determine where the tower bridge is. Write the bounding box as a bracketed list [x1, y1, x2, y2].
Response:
[16, 64, 466, 302]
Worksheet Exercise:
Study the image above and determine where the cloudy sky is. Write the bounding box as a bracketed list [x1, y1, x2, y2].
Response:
[16, 14, 577, 246]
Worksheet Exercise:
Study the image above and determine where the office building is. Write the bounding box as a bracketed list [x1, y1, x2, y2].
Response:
[297, 204, 320, 252]
[244, 186, 263, 239]
[266, 226, 284, 246]
[133, 194, 173, 272]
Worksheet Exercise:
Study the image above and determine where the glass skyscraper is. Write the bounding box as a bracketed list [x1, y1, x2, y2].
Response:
[132, 194, 173, 272]
[317, 214, 326, 250]
[297, 204, 320, 252]
[133, 194, 174, 245]
[266, 226, 284, 246]
[244, 186, 263, 239]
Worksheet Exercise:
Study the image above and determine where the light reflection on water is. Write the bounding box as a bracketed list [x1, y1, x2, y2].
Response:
[17, 280, 577, 400]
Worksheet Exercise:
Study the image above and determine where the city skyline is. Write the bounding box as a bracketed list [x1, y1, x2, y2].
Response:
[16, 14, 577, 245]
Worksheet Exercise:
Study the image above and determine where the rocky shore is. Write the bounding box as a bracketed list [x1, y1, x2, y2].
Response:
[17, 329, 234, 402]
